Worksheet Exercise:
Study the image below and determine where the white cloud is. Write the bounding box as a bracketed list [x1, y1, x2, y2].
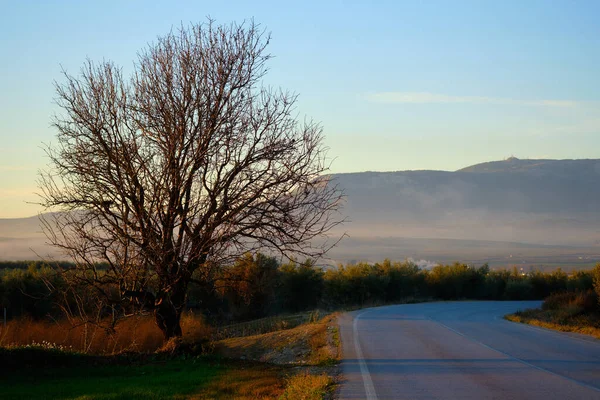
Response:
[367, 92, 579, 107]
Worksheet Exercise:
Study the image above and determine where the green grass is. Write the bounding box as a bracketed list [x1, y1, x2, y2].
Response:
[0, 354, 223, 400]
[0, 311, 343, 399]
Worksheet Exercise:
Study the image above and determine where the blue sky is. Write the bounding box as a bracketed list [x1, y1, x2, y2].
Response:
[1, 0, 599, 217]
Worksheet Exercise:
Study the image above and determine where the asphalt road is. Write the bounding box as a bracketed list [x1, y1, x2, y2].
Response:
[338, 301, 600, 400]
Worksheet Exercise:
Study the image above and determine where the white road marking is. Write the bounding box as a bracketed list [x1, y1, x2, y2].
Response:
[353, 309, 378, 400]
[431, 317, 600, 394]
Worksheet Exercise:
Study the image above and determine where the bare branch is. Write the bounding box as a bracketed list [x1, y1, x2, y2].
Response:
[39, 19, 344, 340]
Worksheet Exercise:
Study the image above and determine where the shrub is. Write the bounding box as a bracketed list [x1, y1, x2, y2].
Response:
[381, 260, 426, 301]
[593, 264, 600, 305]
[322, 263, 389, 307]
[542, 291, 577, 311]
[567, 270, 594, 292]
[0, 264, 63, 320]
[426, 263, 486, 300]
[218, 253, 280, 320]
[481, 269, 510, 300]
[504, 279, 534, 300]
[278, 260, 324, 312]
[570, 290, 598, 314]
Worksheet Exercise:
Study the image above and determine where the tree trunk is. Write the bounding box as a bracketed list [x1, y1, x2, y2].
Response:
[155, 301, 183, 339]
[155, 283, 187, 340]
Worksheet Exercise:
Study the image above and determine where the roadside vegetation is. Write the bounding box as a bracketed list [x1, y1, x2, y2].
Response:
[0, 311, 338, 399]
[1, 256, 591, 331]
[505, 265, 600, 339]
[0, 349, 221, 400]
[2, 256, 599, 398]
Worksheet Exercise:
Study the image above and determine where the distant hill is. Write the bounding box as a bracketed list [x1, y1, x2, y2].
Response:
[335, 158, 600, 216]
[0, 215, 52, 261]
[2, 158, 600, 267]
[327, 158, 600, 252]
[458, 157, 600, 175]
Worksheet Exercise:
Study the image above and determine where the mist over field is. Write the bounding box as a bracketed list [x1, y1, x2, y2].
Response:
[326, 158, 600, 269]
[3, 158, 600, 269]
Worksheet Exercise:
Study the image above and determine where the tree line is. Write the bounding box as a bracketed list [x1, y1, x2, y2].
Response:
[2, 255, 598, 324]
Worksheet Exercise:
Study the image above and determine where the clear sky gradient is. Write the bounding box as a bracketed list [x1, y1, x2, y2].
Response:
[1, 0, 599, 217]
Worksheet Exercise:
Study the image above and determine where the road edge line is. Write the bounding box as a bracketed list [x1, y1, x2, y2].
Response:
[353, 309, 378, 400]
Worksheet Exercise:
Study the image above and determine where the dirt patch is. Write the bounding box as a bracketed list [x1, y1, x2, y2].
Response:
[214, 314, 339, 365]
[213, 313, 341, 398]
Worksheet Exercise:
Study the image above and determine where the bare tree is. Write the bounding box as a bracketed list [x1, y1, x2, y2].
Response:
[39, 20, 344, 339]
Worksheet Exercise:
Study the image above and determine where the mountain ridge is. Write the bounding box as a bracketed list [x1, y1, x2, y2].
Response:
[2, 158, 600, 265]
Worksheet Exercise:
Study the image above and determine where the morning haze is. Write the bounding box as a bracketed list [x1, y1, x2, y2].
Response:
[3, 157, 600, 270]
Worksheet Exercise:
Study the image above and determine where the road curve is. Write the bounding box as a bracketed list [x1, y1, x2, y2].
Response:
[338, 301, 600, 400]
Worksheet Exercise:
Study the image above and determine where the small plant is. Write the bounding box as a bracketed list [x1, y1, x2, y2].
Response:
[331, 326, 340, 348]
[279, 372, 332, 400]
[9, 340, 74, 353]
[571, 290, 598, 313]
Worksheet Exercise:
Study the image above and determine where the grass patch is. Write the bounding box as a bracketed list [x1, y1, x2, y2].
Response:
[213, 310, 325, 340]
[193, 361, 285, 399]
[0, 348, 290, 400]
[279, 372, 332, 400]
[505, 309, 600, 339]
[213, 313, 339, 366]
[505, 289, 600, 339]
[211, 313, 340, 399]
[307, 315, 339, 366]
[0, 311, 342, 399]
[0, 312, 212, 355]
[0, 354, 221, 400]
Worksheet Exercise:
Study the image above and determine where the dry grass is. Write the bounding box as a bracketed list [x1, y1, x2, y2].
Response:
[0, 311, 212, 354]
[213, 310, 324, 340]
[192, 362, 285, 400]
[505, 290, 600, 339]
[1, 308, 341, 399]
[279, 372, 332, 400]
[307, 315, 340, 366]
[505, 310, 600, 339]
[213, 313, 339, 366]
[212, 313, 340, 400]
[0, 310, 339, 399]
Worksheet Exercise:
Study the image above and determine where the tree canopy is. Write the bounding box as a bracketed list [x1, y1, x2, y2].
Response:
[39, 20, 343, 339]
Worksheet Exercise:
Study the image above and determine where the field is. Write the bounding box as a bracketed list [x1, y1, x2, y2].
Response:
[325, 236, 600, 271]
[1, 352, 221, 400]
[0, 348, 304, 400]
[0, 313, 339, 400]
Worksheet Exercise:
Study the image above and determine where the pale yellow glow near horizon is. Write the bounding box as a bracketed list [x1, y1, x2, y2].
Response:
[0, 190, 41, 219]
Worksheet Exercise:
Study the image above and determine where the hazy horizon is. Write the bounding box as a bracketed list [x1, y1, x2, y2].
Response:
[3, 157, 600, 269]
[2, 156, 599, 219]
